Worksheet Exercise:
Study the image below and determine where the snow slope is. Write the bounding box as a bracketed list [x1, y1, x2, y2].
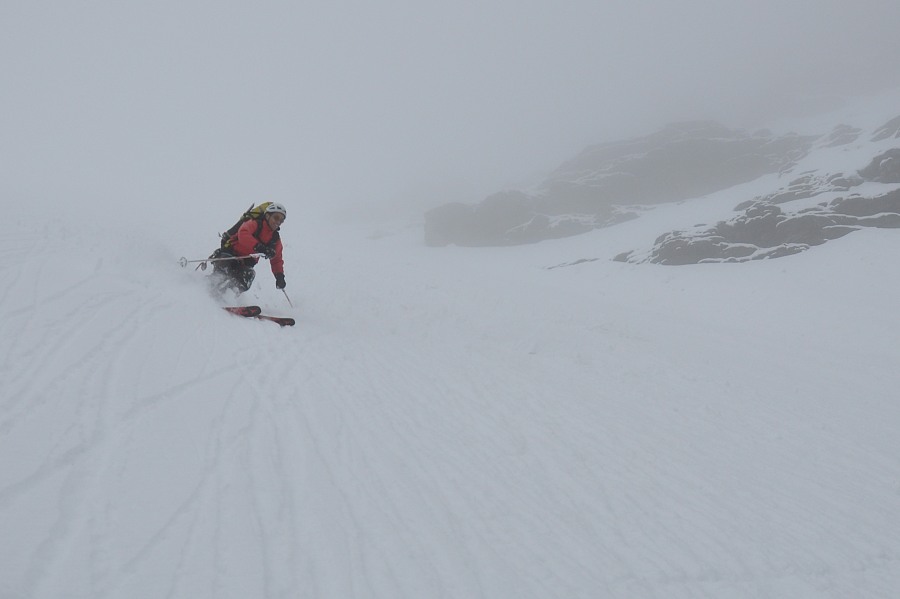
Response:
[2, 184, 900, 599]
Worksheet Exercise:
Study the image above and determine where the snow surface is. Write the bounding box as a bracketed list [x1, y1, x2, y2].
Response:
[4, 95, 900, 597]
[3, 202, 900, 599]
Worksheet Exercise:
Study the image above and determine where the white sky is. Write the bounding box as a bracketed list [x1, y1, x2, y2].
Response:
[3, 0, 900, 218]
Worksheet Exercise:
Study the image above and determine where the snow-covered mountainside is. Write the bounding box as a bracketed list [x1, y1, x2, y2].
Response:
[425, 94, 900, 266]
[3, 97, 900, 599]
[617, 138, 900, 265]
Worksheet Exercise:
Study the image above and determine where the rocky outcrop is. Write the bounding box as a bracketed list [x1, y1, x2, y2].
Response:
[819, 124, 861, 147]
[858, 149, 900, 183]
[425, 112, 900, 264]
[615, 189, 900, 265]
[538, 121, 813, 209]
[425, 122, 815, 247]
[600, 117, 900, 265]
[748, 171, 863, 206]
[871, 115, 900, 141]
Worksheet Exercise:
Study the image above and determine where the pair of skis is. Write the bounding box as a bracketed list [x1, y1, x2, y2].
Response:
[179, 255, 295, 326]
[223, 306, 295, 327]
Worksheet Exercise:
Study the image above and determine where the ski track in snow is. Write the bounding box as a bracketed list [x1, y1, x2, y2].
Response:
[2, 217, 900, 599]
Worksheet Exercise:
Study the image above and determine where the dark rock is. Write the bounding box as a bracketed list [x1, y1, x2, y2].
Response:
[871, 116, 900, 141]
[755, 169, 864, 205]
[754, 245, 809, 260]
[714, 204, 785, 246]
[857, 149, 900, 183]
[826, 173, 863, 189]
[774, 214, 840, 246]
[821, 225, 860, 239]
[833, 189, 900, 217]
[620, 194, 891, 265]
[853, 213, 900, 228]
[819, 124, 861, 147]
[651, 235, 727, 265]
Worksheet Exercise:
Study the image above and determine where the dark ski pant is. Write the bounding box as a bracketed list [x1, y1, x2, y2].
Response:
[210, 249, 256, 294]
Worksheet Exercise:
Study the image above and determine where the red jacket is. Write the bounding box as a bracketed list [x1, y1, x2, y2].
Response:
[231, 218, 284, 275]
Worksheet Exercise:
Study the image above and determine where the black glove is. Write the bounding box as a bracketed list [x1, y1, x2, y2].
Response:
[254, 243, 276, 259]
[275, 273, 286, 289]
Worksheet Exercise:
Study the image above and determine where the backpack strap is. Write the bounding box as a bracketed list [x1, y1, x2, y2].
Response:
[252, 215, 281, 248]
[224, 215, 280, 251]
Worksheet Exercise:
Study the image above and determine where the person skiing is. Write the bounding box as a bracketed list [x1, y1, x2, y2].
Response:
[210, 203, 287, 295]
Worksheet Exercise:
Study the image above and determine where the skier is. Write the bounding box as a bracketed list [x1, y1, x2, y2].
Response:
[210, 203, 287, 296]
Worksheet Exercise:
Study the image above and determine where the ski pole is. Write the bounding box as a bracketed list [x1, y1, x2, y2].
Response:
[178, 253, 265, 268]
[282, 289, 294, 308]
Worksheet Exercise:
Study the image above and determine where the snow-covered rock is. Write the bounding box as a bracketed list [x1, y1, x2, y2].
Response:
[425, 111, 900, 266]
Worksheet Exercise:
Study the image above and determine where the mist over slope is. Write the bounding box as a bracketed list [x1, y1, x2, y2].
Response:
[3, 94, 900, 598]
[424, 88, 900, 258]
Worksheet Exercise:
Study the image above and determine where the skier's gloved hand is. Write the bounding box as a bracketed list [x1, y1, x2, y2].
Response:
[254, 243, 276, 259]
[275, 273, 286, 289]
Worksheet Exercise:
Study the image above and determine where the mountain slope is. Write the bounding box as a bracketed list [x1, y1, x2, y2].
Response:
[425, 89, 900, 257]
[2, 203, 900, 598]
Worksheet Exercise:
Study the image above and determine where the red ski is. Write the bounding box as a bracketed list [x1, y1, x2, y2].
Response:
[256, 315, 296, 327]
[223, 305, 262, 317]
[223, 306, 295, 327]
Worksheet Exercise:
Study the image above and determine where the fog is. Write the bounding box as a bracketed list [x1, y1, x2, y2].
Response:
[3, 0, 900, 222]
